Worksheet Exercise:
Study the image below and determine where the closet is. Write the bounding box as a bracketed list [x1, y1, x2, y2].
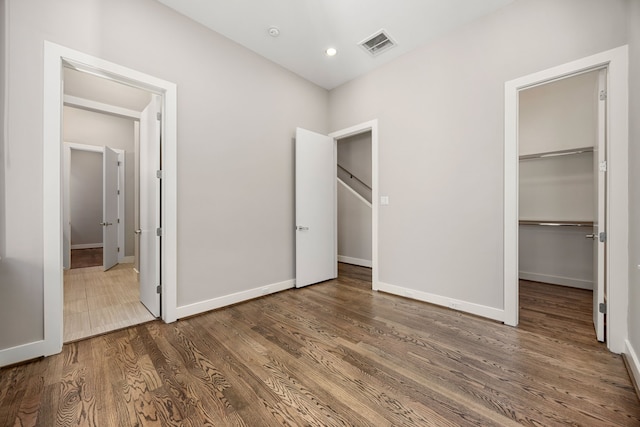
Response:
[518, 70, 600, 290]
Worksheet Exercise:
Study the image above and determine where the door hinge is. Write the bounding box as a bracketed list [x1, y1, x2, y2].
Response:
[117, 247, 120, 253]
[599, 231, 607, 243]
[599, 89, 607, 101]
[156, 227, 163, 237]
[117, 160, 121, 166]
[156, 285, 162, 294]
[117, 189, 120, 195]
[156, 170, 163, 179]
[156, 112, 162, 121]
[117, 218, 120, 224]
[599, 160, 607, 172]
[599, 302, 607, 314]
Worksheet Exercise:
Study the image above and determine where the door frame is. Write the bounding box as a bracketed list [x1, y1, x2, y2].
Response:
[43, 41, 178, 357]
[63, 142, 126, 269]
[329, 120, 379, 289]
[503, 45, 628, 353]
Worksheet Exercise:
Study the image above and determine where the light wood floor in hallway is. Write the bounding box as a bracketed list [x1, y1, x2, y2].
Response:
[63, 263, 156, 342]
[2, 264, 639, 426]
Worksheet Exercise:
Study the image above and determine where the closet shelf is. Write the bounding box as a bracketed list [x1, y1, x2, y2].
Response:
[519, 146, 593, 161]
[519, 220, 594, 227]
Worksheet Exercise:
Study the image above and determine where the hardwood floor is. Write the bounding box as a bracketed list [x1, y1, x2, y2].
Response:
[70, 248, 103, 269]
[2, 264, 639, 426]
[64, 263, 156, 342]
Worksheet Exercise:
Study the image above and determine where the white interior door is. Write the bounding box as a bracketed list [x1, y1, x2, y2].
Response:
[592, 69, 607, 342]
[295, 127, 336, 288]
[139, 95, 161, 316]
[102, 146, 119, 271]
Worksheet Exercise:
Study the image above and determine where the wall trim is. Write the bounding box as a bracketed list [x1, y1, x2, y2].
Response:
[377, 281, 504, 322]
[518, 272, 592, 290]
[71, 243, 103, 250]
[0, 340, 45, 367]
[337, 256, 372, 268]
[337, 177, 372, 208]
[175, 279, 295, 320]
[624, 340, 640, 399]
[121, 256, 135, 263]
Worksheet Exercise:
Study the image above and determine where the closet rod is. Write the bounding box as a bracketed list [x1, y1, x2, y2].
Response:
[519, 220, 593, 227]
[519, 146, 593, 161]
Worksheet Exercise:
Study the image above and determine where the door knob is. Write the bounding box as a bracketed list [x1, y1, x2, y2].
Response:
[585, 234, 596, 240]
[296, 226, 309, 231]
[100, 222, 113, 226]
[134, 229, 142, 235]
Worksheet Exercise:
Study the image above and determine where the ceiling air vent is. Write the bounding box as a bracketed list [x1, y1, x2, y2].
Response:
[358, 29, 396, 56]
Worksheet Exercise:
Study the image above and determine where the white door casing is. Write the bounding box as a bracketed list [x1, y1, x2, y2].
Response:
[504, 46, 628, 353]
[295, 127, 337, 288]
[593, 68, 607, 342]
[35, 42, 177, 366]
[103, 146, 119, 271]
[139, 95, 161, 316]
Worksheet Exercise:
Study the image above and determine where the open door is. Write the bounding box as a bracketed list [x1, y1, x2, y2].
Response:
[139, 95, 161, 317]
[295, 127, 336, 288]
[102, 147, 119, 271]
[592, 69, 607, 342]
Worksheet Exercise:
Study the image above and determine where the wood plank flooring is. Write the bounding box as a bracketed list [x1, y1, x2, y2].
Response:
[2, 264, 639, 426]
[71, 248, 103, 269]
[64, 263, 156, 342]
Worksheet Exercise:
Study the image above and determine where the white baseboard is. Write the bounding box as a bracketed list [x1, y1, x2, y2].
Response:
[175, 279, 295, 319]
[0, 339, 46, 368]
[120, 256, 134, 263]
[376, 281, 504, 322]
[338, 255, 372, 268]
[519, 271, 593, 290]
[71, 243, 103, 250]
[625, 340, 640, 393]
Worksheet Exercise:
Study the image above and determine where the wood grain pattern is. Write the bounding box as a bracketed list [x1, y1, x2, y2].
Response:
[2, 265, 639, 426]
[64, 264, 156, 342]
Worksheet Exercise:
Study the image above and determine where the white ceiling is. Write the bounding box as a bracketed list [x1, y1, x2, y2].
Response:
[157, 0, 515, 90]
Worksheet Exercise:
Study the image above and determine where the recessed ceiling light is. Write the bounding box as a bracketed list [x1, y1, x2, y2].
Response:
[325, 47, 337, 57]
[268, 27, 280, 37]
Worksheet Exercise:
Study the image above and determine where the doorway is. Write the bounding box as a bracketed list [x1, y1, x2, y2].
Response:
[61, 70, 156, 342]
[517, 69, 604, 343]
[503, 45, 629, 353]
[42, 41, 178, 357]
[294, 120, 379, 289]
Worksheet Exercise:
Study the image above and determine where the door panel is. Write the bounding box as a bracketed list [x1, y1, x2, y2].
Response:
[139, 95, 161, 317]
[295, 127, 336, 288]
[103, 147, 119, 271]
[593, 69, 607, 342]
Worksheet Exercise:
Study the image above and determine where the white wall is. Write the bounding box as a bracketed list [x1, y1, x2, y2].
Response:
[519, 70, 599, 155]
[64, 106, 135, 256]
[626, 0, 640, 378]
[69, 150, 102, 247]
[337, 132, 372, 202]
[519, 225, 593, 289]
[328, 0, 629, 312]
[519, 153, 594, 221]
[337, 181, 372, 267]
[0, 0, 328, 351]
[0, 0, 5, 261]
